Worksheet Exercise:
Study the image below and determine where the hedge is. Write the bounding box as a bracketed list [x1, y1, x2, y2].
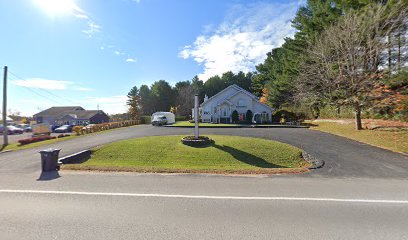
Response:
[18, 135, 56, 145]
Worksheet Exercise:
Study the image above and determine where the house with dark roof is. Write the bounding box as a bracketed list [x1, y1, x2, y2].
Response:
[33, 106, 110, 126]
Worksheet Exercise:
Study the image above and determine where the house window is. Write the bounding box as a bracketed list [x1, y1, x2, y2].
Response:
[261, 112, 269, 123]
[237, 99, 246, 107]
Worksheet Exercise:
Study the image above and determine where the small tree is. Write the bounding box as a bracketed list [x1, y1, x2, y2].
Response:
[127, 86, 141, 120]
[231, 110, 239, 123]
[246, 110, 253, 123]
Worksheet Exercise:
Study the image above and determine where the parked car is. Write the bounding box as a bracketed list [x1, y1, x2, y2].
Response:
[54, 125, 73, 133]
[51, 125, 60, 132]
[84, 124, 95, 129]
[151, 115, 168, 126]
[16, 124, 32, 132]
[0, 125, 24, 135]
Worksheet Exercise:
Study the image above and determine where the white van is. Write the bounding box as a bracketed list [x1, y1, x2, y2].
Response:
[151, 112, 175, 126]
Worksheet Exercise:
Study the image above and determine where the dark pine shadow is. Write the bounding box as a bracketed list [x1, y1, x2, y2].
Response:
[37, 170, 61, 181]
[213, 144, 286, 168]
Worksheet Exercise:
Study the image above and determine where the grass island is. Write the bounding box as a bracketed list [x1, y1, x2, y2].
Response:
[63, 135, 311, 174]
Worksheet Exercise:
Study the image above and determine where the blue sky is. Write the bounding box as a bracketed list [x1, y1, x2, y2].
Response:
[0, 0, 303, 116]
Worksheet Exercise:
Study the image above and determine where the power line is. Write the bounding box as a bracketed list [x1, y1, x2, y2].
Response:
[8, 71, 83, 106]
[7, 74, 65, 105]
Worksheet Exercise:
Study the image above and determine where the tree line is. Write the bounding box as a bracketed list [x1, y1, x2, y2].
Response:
[127, 0, 407, 129]
[126, 71, 256, 119]
[253, 0, 407, 129]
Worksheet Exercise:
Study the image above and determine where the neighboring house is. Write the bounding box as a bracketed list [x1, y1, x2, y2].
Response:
[33, 106, 110, 126]
[193, 84, 274, 124]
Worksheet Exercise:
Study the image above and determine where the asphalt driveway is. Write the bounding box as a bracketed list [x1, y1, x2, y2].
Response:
[0, 125, 407, 178]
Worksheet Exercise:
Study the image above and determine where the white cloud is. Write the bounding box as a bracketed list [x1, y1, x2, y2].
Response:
[114, 50, 124, 55]
[84, 96, 128, 114]
[11, 78, 73, 90]
[179, 1, 303, 80]
[82, 21, 102, 38]
[75, 87, 94, 91]
[126, 58, 136, 63]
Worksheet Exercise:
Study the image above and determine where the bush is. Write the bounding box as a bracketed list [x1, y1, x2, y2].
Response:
[231, 110, 239, 123]
[140, 116, 151, 124]
[18, 135, 56, 145]
[246, 110, 253, 123]
[175, 116, 187, 121]
[272, 110, 297, 123]
[72, 126, 84, 135]
[57, 134, 69, 138]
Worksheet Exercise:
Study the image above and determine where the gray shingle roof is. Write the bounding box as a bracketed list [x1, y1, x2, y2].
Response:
[34, 107, 106, 120]
[33, 106, 85, 117]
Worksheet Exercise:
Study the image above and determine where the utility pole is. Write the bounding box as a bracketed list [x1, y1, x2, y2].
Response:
[2, 66, 8, 146]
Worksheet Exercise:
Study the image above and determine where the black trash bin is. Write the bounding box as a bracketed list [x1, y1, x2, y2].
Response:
[39, 149, 61, 172]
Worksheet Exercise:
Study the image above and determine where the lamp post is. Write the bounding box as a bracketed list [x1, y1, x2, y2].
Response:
[194, 94, 199, 139]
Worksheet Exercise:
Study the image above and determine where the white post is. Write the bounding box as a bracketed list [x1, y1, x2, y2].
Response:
[194, 94, 199, 139]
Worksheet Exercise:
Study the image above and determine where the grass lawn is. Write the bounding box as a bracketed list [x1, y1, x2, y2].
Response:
[64, 135, 310, 174]
[1, 125, 145, 153]
[310, 121, 408, 154]
[1, 135, 78, 152]
[171, 121, 243, 127]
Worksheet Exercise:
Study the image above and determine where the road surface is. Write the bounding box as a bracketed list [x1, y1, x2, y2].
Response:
[1, 125, 407, 239]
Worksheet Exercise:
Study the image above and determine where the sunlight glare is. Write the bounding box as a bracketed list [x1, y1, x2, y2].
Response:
[33, 0, 78, 17]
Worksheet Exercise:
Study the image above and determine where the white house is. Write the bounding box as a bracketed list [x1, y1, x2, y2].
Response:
[193, 84, 274, 124]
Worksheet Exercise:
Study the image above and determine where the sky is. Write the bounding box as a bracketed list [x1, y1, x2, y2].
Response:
[0, 0, 304, 116]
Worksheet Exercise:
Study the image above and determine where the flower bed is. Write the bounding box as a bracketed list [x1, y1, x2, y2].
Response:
[181, 136, 214, 147]
[57, 134, 70, 138]
[18, 135, 56, 145]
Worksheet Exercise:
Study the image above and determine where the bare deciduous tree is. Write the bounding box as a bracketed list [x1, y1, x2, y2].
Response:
[296, 2, 407, 130]
[176, 85, 195, 117]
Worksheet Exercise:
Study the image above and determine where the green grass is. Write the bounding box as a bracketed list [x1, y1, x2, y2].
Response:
[171, 121, 242, 127]
[1, 125, 145, 153]
[1, 135, 78, 152]
[310, 122, 408, 154]
[66, 135, 310, 174]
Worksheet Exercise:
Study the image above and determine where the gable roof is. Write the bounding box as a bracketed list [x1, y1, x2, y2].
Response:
[201, 85, 244, 106]
[33, 106, 84, 117]
[202, 84, 274, 111]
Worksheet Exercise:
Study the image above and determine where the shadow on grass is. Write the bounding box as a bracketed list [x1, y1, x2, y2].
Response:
[37, 170, 61, 181]
[213, 144, 285, 168]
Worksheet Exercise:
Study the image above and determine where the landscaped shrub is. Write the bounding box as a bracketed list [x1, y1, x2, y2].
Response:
[231, 110, 239, 123]
[57, 134, 69, 138]
[18, 135, 56, 145]
[246, 110, 253, 123]
[140, 116, 151, 124]
[72, 126, 83, 135]
[272, 110, 297, 123]
[175, 116, 187, 121]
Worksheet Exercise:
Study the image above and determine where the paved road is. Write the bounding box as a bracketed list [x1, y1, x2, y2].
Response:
[1, 173, 408, 240]
[0, 125, 407, 178]
[1, 125, 408, 239]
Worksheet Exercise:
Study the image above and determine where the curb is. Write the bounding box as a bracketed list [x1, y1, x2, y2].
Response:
[302, 152, 325, 169]
[59, 150, 91, 164]
[0, 149, 13, 154]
